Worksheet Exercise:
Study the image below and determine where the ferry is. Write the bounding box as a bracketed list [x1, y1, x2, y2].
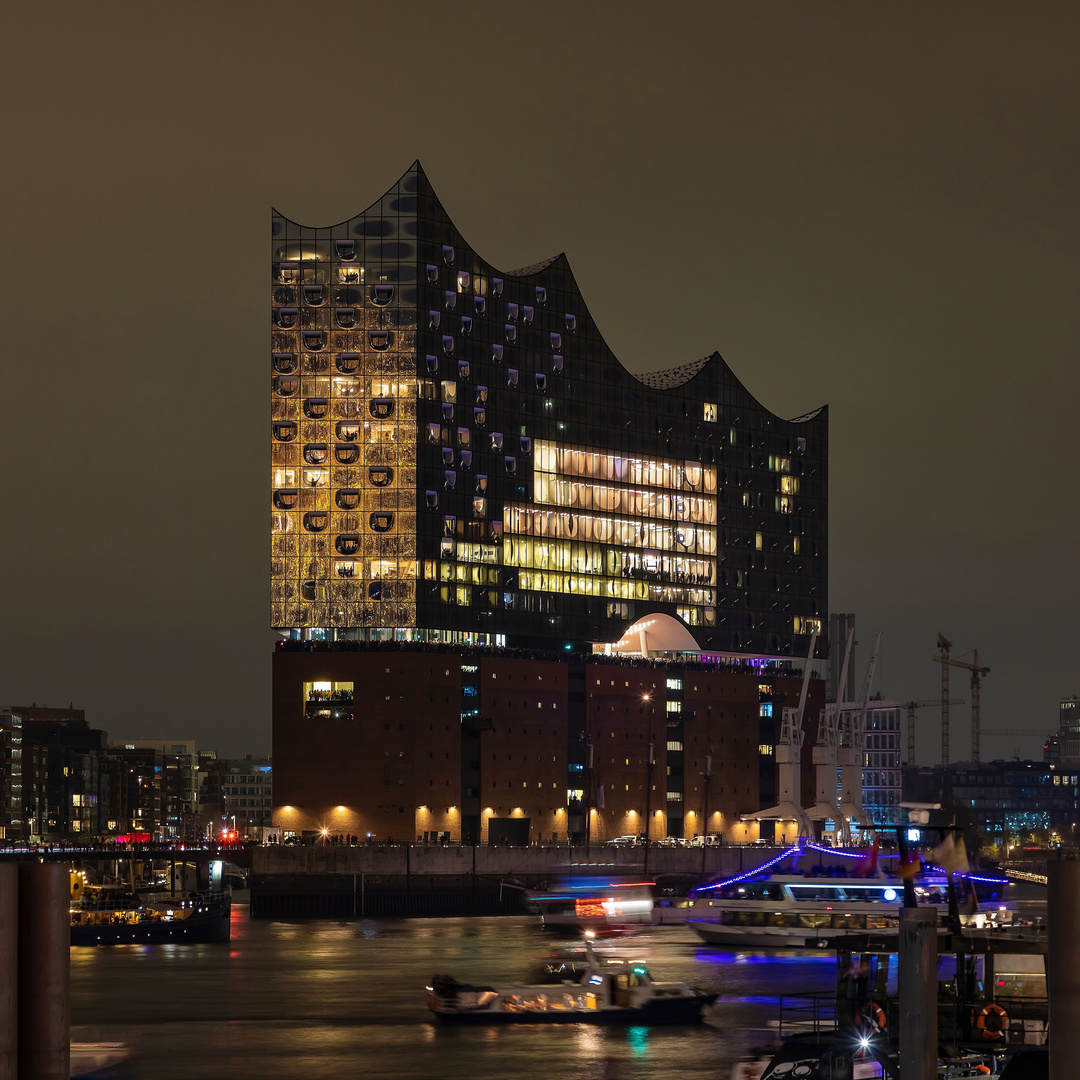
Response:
[687, 844, 1009, 949]
[427, 938, 716, 1025]
[529, 877, 656, 934]
[70, 880, 231, 946]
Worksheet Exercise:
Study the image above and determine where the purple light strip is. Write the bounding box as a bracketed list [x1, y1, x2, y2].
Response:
[695, 843, 805, 892]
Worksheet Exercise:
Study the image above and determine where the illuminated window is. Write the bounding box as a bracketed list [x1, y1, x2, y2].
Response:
[755, 531, 763, 550]
[303, 443, 329, 464]
[703, 402, 717, 422]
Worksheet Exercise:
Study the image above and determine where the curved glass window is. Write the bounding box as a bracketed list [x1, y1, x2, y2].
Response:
[274, 376, 299, 397]
[303, 397, 329, 419]
[473, 296, 486, 315]
[552, 355, 563, 373]
[303, 285, 326, 306]
[505, 456, 517, 476]
[473, 497, 487, 517]
[368, 329, 391, 350]
[442, 245, 455, 265]
[520, 436, 532, 454]
[426, 423, 440, 444]
[334, 444, 360, 464]
[277, 262, 299, 284]
[338, 266, 361, 284]
[335, 239, 357, 260]
[368, 581, 382, 600]
[336, 534, 361, 555]
[443, 515, 457, 537]
[457, 427, 471, 448]
[457, 271, 471, 292]
[425, 490, 439, 510]
[535, 373, 547, 391]
[507, 369, 519, 387]
[426, 264, 439, 284]
[444, 290, 457, 311]
[335, 489, 361, 510]
[444, 470, 457, 490]
[302, 469, 327, 487]
[522, 306, 534, 326]
[274, 307, 298, 329]
[442, 447, 455, 466]
[505, 324, 517, 343]
[272, 352, 297, 374]
[442, 335, 455, 355]
[335, 352, 360, 374]
[460, 449, 472, 468]
[300, 580, 321, 601]
[473, 407, 486, 426]
[335, 421, 359, 441]
[476, 385, 488, 404]
[565, 313, 577, 332]
[273, 489, 299, 510]
[428, 310, 441, 329]
[303, 511, 329, 532]
[371, 284, 394, 305]
[550, 332, 562, 350]
[491, 432, 503, 450]
[369, 397, 395, 420]
[369, 466, 394, 487]
[425, 354, 439, 374]
[335, 560, 357, 578]
[460, 315, 472, 336]
[273, 420, 297, 441]
[303, 442, 329, 465]
[369, 512, 394, 532]
[303, 330, 325, 351]
[457, 360, 470, 380]
[334, 307, 357, 328]
[491, 344, 504, 362]
[535, 286, 547, 304]
[476, 474, 488, 493]
[506, 303, 518, 323]
[442, 402, 455, 422]
[492, 277, 504, 297]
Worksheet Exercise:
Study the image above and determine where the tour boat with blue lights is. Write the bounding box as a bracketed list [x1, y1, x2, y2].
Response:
[687, 842, 1009, 949]
[528, 877, 656, 934]
[427, 939, 716, 1024]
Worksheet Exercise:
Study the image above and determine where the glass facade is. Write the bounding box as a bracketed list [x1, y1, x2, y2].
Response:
[272, 163, 828, 656]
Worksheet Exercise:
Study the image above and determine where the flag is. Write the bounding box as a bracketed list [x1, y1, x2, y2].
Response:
[932, 833, 969, 875]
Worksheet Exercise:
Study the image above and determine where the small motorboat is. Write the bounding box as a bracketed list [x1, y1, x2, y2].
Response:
[427, 939, 716, 1025]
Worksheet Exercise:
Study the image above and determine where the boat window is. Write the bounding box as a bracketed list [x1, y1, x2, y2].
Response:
[787, 884, 847, 901]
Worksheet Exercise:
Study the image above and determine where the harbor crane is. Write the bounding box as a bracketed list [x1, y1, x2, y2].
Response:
[932, 634, 991, 764]
[902, 698, 965, 766]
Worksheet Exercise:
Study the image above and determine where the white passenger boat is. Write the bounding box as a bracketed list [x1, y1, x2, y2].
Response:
[529, 877, 656, 934]
[426, 941, 716, 1024]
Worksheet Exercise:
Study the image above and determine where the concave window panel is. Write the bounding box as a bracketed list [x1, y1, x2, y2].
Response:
[272, 420, 297, 441]
[444, 470, 457, 490]
[428, 310, 441, 329]
[303, 330, 326, 351]
[491, 344, 504, 363]
[301, 580, 323, 601]
[272, 352, 298, 374]
[303, 512, 329, 532]
[535, 374, 547, 391]
[442, 245, 455, 265]
[335, 489, 361, 510]
[335, 352, 360, 374]
[550, 332, 562, 350]
[457, 271, 470, 292]
[473, 407, 486, 426]
[334, 444, 360, 464]
[275, 376, 299, 397]
[371, 284, 394, 305]
[473, 296, 486, 315]
[565, 313, 577, 332]
[336, 421, 360, 441]
[274, 308, 298, 329]
[442, 403, 455, 422]
[491, 277, 503, 297]
[303, 397, 329, 419]
[444, 291, 457, 311]
[338, 267, 361, 284]
[522, 306, 534, 326]
[335, 239, 357, 260]
[507, 369, 519, 387]
[303, 442, 329, 464]
[336, 534, 361, 555]
[302, 469, 327, 487]
[442, 335, 455, 355]
[277, 262, 299, 283]
[535, 287, 547, 303]
[368, 329, 391, 350]
[491, 432, 503, 450]
[303, 284, 326, 306]
[273, 489, 299, 510]
[425, 491, 439, 510]
[335, 307, 358, 328]
[425, 354, 439, 374]
[369, 512, 395, 533]
[505, 324, 517, 343]
[368, 581, 382, 600]
[552, 355, 564, 373]
[460, 316, 472, 336]
[460, 449, 472, 468]
[426, 264, 439, 284]
[368, 466, 394, 487]
[458, 361, 470, 380]
[476, 474, 488, 493]
[369, 397, 395, 420]
[442, 447, 455, 466]
[476, 385, 488, 404]
[505, 456, 517, 475]
[335, 560, 358, 578]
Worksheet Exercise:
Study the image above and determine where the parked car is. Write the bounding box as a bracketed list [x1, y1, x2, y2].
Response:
[609, 835, 642, 847]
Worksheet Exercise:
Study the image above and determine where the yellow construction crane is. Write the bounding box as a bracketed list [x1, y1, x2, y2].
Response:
[931, 633, 991, 764]
[902, 697, 965, 766]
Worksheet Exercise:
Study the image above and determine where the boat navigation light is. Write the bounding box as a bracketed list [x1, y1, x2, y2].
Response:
[884, 888, 897, 901]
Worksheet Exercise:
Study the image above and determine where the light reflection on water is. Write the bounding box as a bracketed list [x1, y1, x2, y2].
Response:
[71, 912, 835, 1079]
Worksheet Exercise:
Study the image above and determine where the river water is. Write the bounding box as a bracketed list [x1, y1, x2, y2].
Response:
[70, 902, 837, 1080]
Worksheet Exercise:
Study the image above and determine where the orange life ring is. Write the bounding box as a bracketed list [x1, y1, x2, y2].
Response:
[860, 1002, 886, 1035]
[976, 1003, 1009, 1041]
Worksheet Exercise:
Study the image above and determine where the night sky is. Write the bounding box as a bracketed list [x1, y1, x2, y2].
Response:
[4, 4, 1077, 760]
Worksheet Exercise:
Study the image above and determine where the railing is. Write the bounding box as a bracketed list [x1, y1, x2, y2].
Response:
[777, 990, 838, 1040]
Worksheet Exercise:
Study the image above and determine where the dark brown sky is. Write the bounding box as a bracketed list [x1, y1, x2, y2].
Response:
[4, 3, 1077, 759]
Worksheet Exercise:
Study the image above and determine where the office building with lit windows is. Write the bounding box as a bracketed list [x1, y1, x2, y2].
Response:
[270, 163, 828, 842]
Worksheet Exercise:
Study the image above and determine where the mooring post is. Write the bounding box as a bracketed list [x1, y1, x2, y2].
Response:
[899, 905, 937, 1080]
[0, 863, 17, 1080]
[1048, 854, 1080, 1080]
[17, 862, 70, 1080]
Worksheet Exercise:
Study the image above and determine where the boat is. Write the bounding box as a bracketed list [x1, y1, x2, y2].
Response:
[70, 882, 231, 946]
[687, 845, 1010, 949]
[528, 877, 656, 934]
[426, 939, 717, 1024]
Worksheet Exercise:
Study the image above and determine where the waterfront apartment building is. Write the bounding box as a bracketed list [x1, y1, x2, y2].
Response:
[270, 163, 829, 843]
[862, 700, 903, 829]
[0, 711, 24, 840]
[198, 756, 273, 839]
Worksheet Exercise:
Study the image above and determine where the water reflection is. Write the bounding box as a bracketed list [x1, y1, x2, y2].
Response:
[71, 913, 835, 1079]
